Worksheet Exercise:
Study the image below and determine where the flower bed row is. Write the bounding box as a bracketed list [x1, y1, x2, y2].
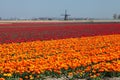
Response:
[0, 22, 120, 44]
[0, 34, 120, 80]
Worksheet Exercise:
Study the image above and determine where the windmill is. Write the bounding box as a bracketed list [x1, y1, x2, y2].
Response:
[61, 10, 70, 20]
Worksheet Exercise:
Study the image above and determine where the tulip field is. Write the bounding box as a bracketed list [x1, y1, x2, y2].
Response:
[0, 22, 120, 80]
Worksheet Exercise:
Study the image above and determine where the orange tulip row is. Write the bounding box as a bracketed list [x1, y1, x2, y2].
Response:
[0, 34, 120, 79]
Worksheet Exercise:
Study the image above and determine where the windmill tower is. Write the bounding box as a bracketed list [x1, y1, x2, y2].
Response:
[61, 10, 70, 20]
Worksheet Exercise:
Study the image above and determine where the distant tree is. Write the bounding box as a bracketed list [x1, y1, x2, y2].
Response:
[0, 17, 1, 20]
[48, 18, 52, 20]
[113, 14, 117, 19]
[118, 14, 120, 19]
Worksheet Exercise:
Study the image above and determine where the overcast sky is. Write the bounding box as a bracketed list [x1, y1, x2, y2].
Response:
[0, 0, 120, 19]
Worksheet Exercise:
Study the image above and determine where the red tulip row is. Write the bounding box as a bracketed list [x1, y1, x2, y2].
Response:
[0, 22, 120, 44]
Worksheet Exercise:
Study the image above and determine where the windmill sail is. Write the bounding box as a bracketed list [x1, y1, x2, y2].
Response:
[61, 10, 70, 20]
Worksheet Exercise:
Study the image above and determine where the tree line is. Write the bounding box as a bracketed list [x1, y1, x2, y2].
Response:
[113, 14, 120, 19]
